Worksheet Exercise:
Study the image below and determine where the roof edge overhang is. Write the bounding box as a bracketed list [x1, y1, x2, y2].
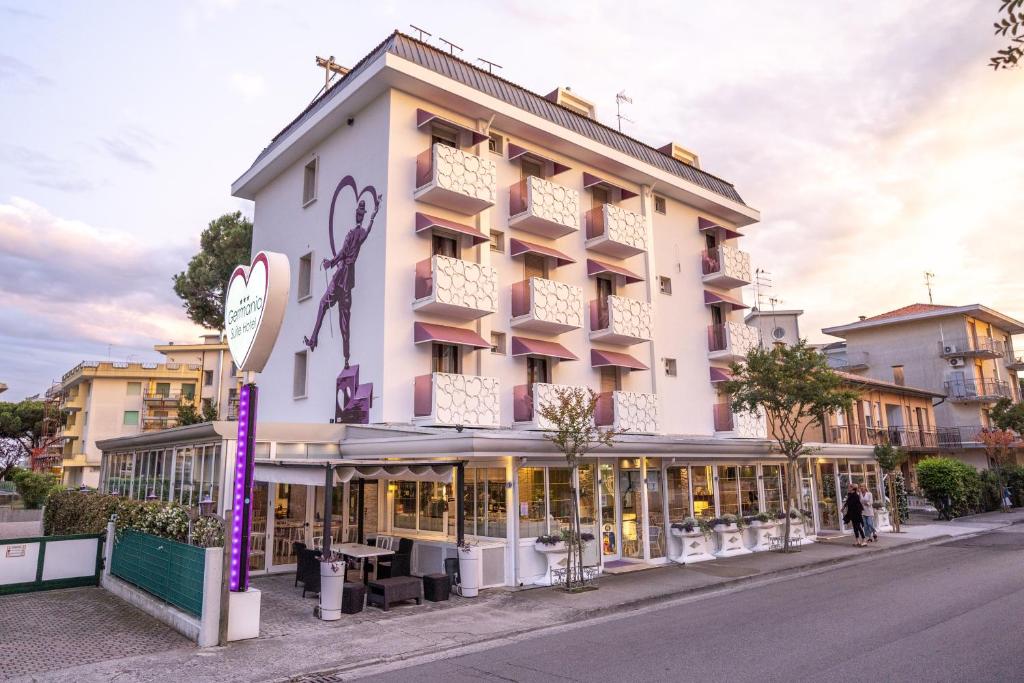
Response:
[823, 304, 1024, 338]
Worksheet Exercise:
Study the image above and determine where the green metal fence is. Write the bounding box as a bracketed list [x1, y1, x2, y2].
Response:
[110, 530, 206, 617]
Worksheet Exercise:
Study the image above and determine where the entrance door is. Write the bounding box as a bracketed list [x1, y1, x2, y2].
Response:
[814, 462, 840, 531]
[249, 482, 269, 574]
[599, 462, 619, 560]
[270, 483, 308, 569]
[618, 462, 644, 559]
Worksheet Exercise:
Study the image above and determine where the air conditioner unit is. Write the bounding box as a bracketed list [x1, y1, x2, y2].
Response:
[949, 358, 965, 368]
[943, 344, 960, 355]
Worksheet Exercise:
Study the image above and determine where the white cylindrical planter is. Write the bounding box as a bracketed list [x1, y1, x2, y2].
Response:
[746, 521, 776, 552]
[670, 527, 715, 564]
[532, 542, 568, 586]
[459, 546, 482, 597]
[713, 524, 752, 558]
[318, 562, 345, 621]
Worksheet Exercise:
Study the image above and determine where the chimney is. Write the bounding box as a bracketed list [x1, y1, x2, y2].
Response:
[658, 142, 700, 168]
[858, 316, 866, 321]
[545, 87, 596, 119]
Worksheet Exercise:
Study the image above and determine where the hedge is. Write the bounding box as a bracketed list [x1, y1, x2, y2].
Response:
[916, 457, 982, 519]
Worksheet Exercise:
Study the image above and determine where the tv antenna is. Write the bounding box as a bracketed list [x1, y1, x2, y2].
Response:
[753, 268, 773, 310]
[924, 271, 935, 304]
[478, 57, 502, 74]
[438, 37, 463, 56]
[409, 24, 432, 41]
[615, 91, 633, 132]
[313, 55, 350, 100]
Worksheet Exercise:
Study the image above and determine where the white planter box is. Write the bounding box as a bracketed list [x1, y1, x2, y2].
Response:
[458, 546, 482, 597]
[532, 542, 568, 586]
[874, 508, 892, 532]
[318, 562, 345, 620]
[713, 524, 752, 558]
[782, 519, 815, 545]
[226, 588, 261, 641]
[669, 527, 715, 564]
[745, 521, 777, 552]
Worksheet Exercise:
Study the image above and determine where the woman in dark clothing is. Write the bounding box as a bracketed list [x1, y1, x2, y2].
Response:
[843, 483, 867, 547]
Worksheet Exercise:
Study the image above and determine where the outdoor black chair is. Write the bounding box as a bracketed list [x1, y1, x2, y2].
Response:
[293, 542, 307, 586]
[299, 548, 322, 598]
[376, 538, 414, 579]
[444, 556, 460, 591]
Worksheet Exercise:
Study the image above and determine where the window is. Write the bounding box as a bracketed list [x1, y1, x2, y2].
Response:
[431, 126, 458, 148]
[489, 230, 504, 253]
[231, 361, 238, 376]
[432, 343, 460, 374]
[658, 276, 672, 295]
[691, 465, 715, 519]
[181, 383, 196, 400]
[203, 370, 214, 386]
[654, 195, 666, 214]
[526, 356, 551, 387]
[762, 465, 783, 513]
[892, 365, 905, 386]
[518, 467, 547, 537]
[293, 351, 308, 398]
[392, 481, 417, 529]
[666, 466, 691, 522]
[599, 366, 621, 392]
[432, 234, 459, 258]
[66, 412, 76, 427]
[772, 326, 786, 340]
[591, 186, 609, 209]
[490, 332, 506, 355]
[126, 381, 141, 396]
[663, 358, 677, 377]
[488, 132, 503, 155]
[302, 157, 318, 206]
[464, 467, 508, 538]
[155, 382, 171, 397]
[524, 253, 548, 280]
[298, 252, 313, 300]
[123, 410, 139, 426]
[520, 159, 543, 180]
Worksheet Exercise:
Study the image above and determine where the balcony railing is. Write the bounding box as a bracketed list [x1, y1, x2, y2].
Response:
[701, 244, 751, 289]
[938, 338, 1006, 359]
[712, 403, 767, 438]
[142, 416, 178, 431]
[944, 378, 1011, 402]
[508, 176, 580, 239]
[589, 295, 653, 345]
[584, 204, 647, 258]
[594, 390, 658, 434]
[824, 424, 939, 450]
[412, 254, 498, 320]
[510, 278, 584, 334]
[514, 383, 587, 429]
[707, 321, 759, 362]
[413, 372, 500, 428]
[414, 143, 496, 214]
[1007, 356, 1024, 371]
[936, 425, 992, 449]
[826, 351, 870, 371]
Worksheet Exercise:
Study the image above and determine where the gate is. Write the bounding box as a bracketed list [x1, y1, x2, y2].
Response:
[0, 534, 104, 595]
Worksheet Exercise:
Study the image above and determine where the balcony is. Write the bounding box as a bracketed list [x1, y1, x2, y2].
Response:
[510, 278, 584, 334]
[513, 383, 587, 430]
[508, 176, 580, 239]
[414, 143, 496, 214]
[144, 392, 185, 407]
[944, 378, 1012, 403]
[142, 416, 178, 432]
[584, 204, 647, 258]
[1007, 356, 1024, 371]
[826, 350, 870, 371]
[413, 254, 498, 321]
[589, 295, 653, 345]
[707, 321, 759, 362]
[823, 423, 937, 450]
[595, 391, 658, 434]
[713, 403, 766, 438]
[936, 425, 989, 449]
[701, 244, 751, 289]
[413, 372, 500, 428]
[938, 338, 1006, 359]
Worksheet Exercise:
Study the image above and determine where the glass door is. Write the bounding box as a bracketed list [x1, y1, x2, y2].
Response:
[271, 483, 308, 569]
[691, 465, 716, 520]
[814, 461, 840, 531]
[618, 460, 644, 559]
[249, 482, 269, 573]
[599, 462, 619, 560]
[645, 461, 665, 559]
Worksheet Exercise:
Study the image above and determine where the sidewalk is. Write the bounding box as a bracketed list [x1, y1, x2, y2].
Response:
[21, 509, 1024, 683]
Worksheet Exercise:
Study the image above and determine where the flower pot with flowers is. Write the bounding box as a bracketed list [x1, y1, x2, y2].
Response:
[712, 514, 752, 558]
[532, 532, 570, 586]
[873, 501, 892, 532]
[669, 517, 715, 564]
[785, 509, 815, 545]
[744, 512, 777, 552]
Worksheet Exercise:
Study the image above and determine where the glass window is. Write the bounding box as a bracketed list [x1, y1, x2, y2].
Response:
[273, 484, 307, 565]
[578, 464, 597, 539]
[123, 410, 139, 426]
[126, 382, 141, 396]
[599, 463, 617, 557]
[762, 465, 783, 513]
[719, 466, 740, 516]
[393, 482, 417, 530]
[518, 467, 546, 538]
[739, 465, 760, 515]
[646, 463, 665, 559]
[691, 465, 716, 519]
[666, 466, 691, 522]
[418, 482, 447, 533]
[548, 468, 572, 533]
[181, 383, 196, 401]
[466, 467, 507, 539]
[155, 383, 171, 397]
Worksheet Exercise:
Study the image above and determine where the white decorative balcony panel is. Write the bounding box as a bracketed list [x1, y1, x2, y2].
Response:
[414, 373, 500, 428]
[590, 295, 653, 345]
[514, 383, 588, 430]
[707, 321, 759, 362]
[715, 406, 767, 439]
[413, 255, 498, 320]
[585, 204, 647, 258]
[701, 244, 752, 289]
[510, 277, 584, 334]
[415, 144, 496, 214]
[508, 176, 580, 239]
[596, 391, 658, 434]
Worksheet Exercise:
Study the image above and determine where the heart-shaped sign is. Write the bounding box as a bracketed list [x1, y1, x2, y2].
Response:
[225, 251, 290, 373]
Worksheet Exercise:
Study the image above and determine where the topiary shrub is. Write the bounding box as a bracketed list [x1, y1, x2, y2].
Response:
[916, 457, 982, 519]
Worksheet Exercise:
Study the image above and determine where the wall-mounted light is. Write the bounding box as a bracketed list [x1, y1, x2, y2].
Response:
[388, 482, 398, 493]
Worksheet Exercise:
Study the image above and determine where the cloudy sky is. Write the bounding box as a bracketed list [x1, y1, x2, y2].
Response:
[1, 0, 1022, 399]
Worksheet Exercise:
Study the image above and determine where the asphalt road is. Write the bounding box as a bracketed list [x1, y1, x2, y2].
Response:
[357, 528, 1024, 683]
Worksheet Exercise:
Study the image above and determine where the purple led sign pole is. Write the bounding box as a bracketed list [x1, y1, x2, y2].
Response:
[229, 383, 258, 592]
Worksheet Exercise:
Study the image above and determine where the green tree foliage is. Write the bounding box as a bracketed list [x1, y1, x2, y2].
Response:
[916, 457, 982, 519]
[991, 0, 1024, 69]
[177, 402, 202, 426]
[13, 469, 62, 509]
[172, 211, 253, 330]
[201, 401, 219, 422]
[873, 444, 908, 531]
[0, 400, 61, 479]
[723, 341, 858, 550]
[989, 397, 1024, 432]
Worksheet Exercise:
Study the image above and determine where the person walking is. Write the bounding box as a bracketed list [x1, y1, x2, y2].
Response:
[859, 484, 877, 542]
[842, 483, 867, 547]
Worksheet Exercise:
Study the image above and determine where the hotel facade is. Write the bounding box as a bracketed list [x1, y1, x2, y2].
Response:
[98, 32, 881, 587]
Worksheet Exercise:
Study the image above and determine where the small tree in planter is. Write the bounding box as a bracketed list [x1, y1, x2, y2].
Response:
[873, 444, 907, 531]
[977, 428, 1019, 511]
[536, 387, 620, 592]
[723, 341, 858, 552]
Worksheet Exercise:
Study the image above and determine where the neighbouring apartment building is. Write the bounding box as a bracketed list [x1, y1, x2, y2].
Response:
[98, 31, 882, 587]
[822, 303, 1024, 475]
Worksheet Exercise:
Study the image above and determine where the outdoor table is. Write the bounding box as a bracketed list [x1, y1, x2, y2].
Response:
[332, 542, 395, 585]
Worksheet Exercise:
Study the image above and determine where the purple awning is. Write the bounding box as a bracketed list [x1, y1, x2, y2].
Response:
[587, 258, 644, 284]
[507, 143, 571, 176]
[413, 322, 490, 349]
[509, 238, 576, 268]
[704, 289, 749, 311]
[416, 108, 489, 146]
[590, 349, 648, 371]
[415, 212, 489, 246]
[510, 337, 578, 361]
[698, 216, 743, 240]
[582, 172, 638, 201]
[709, 367, 733, 383]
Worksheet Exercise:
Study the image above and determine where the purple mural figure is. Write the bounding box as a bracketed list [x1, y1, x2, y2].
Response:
[303, 175, 381, 423]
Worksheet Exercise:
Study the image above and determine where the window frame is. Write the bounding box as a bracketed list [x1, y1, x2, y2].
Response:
[487, 131, 503, 156]
[293, 350, 308, 399]
[298, 252, 313, 301]
[664, 358, 677, 377]
[490, 331, 506, 355]
[654, 195, 666, 214]
[658, 276, 672, 295]
[302, 157, 319, 207]
[489, 229, 505, 254]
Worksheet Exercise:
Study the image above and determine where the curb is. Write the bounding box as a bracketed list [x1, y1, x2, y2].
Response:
[281, 533, 957, 682]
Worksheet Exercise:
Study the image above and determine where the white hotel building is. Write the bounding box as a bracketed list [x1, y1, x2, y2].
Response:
[98, 32, 877, 587]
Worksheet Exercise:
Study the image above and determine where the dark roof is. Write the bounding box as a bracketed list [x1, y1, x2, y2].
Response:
[251, 31, 746, 206]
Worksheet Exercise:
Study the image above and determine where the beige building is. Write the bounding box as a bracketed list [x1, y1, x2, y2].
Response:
[155, 334, 243, 420]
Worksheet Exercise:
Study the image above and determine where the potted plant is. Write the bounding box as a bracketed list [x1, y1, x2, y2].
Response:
[712, 514, 752, 558]
[669, 517, 715, 564]
[318, 550, 346, 621]
[784, 508, 815, 545]
[532, 533, 570, 586]
[873, 501, 892, 532]
[457, 539, 483, 597]
[745, 512, 776, 552]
